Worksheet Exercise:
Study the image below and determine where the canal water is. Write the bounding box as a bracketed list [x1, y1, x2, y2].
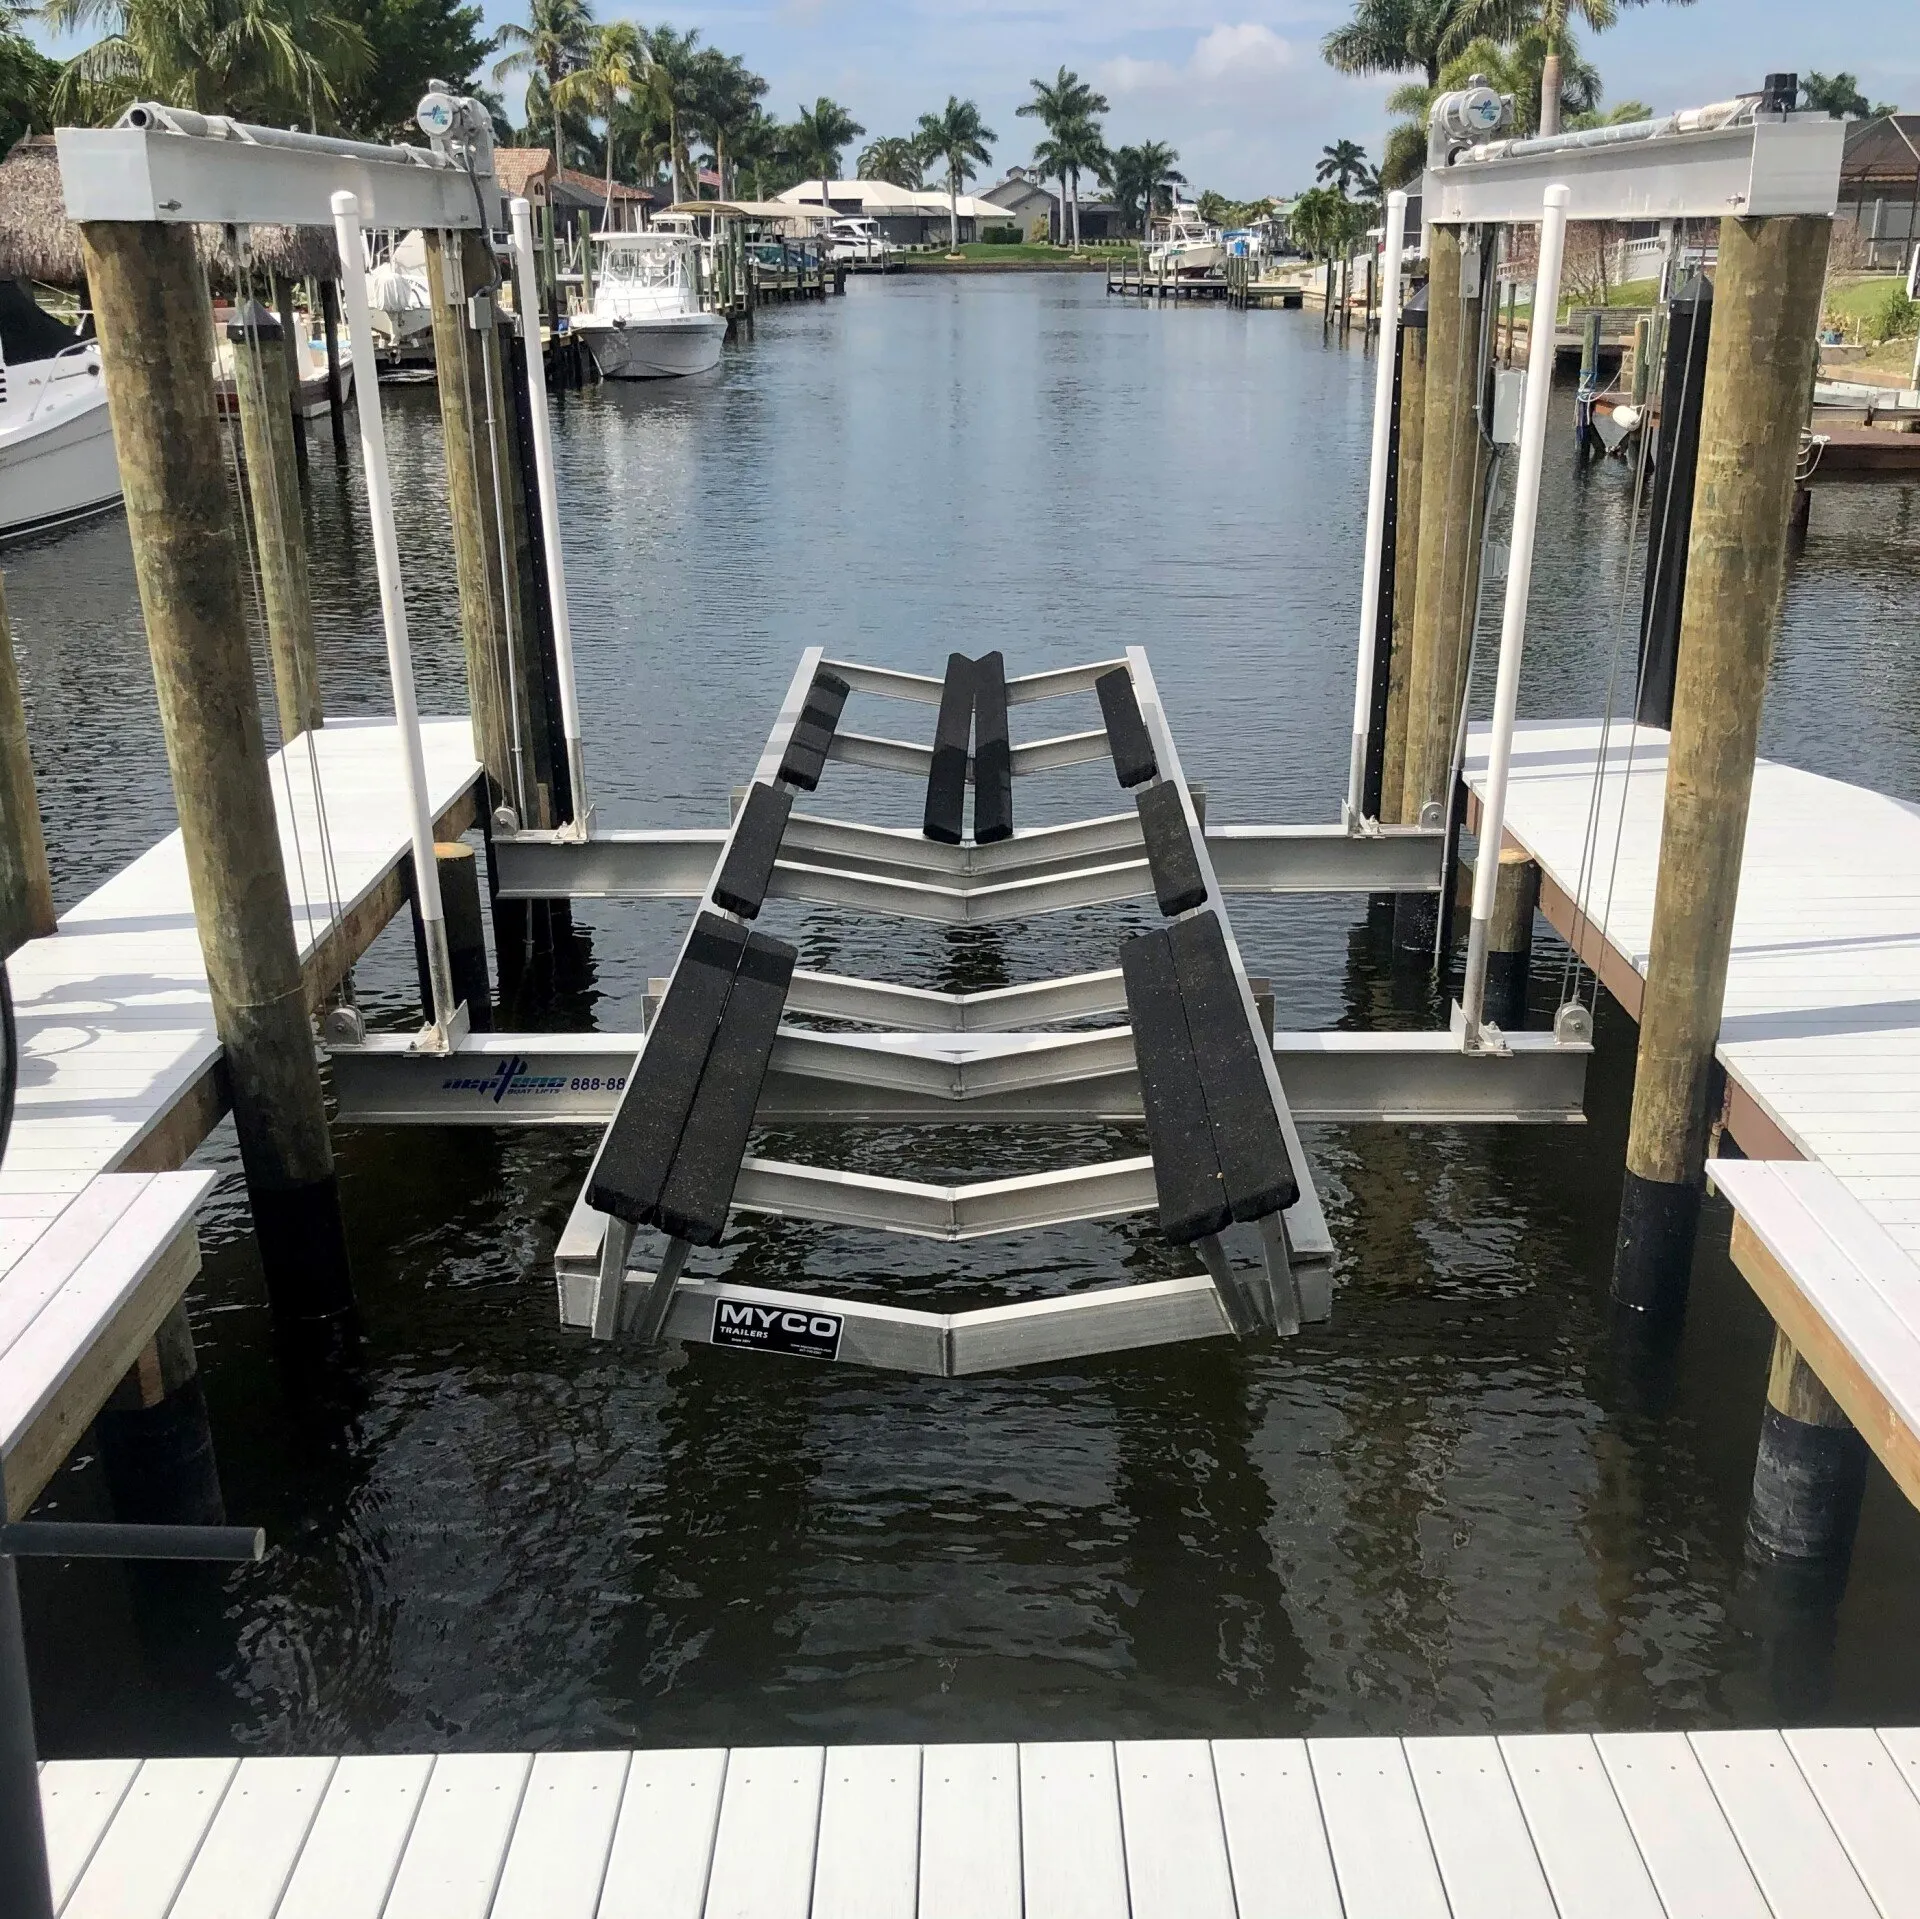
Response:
[8, 271, 1920, 1756]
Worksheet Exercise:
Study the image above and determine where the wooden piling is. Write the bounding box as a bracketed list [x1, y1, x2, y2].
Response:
[577, 209, 595, 313]
[228, 301, 322, 740]
[318, 279, 346, 450]
[1747, 1329, 1866, 1565]
[96, 1305, 225, 1525]
[1610, 213, 1830, 1319]
[272, 275, 307, 471]
[78, 219, 354, 1334]
[1483, 851, 1538, 1030]
[0, 579, 55, 956]
[1630, 315, 1651, 404]
[1395, 225, 1486, 948]
[1380, 285, 1427, 827]
[414, 841, 491, 1030]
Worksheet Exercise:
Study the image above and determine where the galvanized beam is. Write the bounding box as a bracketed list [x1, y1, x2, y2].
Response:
[822, 657, 1126, 708]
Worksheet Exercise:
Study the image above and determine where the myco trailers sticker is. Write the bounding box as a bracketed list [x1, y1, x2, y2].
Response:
[710, 1299, 844, 1361]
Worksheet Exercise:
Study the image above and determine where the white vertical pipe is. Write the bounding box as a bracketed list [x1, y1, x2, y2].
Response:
[330, 189, 455, 1035]
[1461, 182, 1571, 1041]
[507, 195, 589, 829]
[1345, 188, 1408, 827]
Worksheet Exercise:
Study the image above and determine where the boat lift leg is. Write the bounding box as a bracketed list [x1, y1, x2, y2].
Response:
[629, 1238, 690, 1345]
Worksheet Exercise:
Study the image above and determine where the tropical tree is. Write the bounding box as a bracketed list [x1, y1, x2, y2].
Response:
[914, 95, 994, 250]
[857, 134, 924, 189]
[553, 20, 643, 209]
[1800, 71, 1896, 120]
[729, 106, 791, 197]
[329, 0, 493, 140]
[1016, 66, 1108, 245]
[689, 47, 766, 198]
[1453, 0, 1696, 136]
[0, 26, 56, 145]
[1378, 29, 1599, 182]
[1323, 0, 1486, 88]
[493, 0, 591, 171]
[1316, 138, 1370, 193]
[791, 94, 864, 222]
[1103, 140, 1182, 236]
[643, 23, 702, 200]
[49, 0, 370, 125]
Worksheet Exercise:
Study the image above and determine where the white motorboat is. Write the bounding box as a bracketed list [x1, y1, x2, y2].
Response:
[572, 231, 726, 381]
[1149, 207, 1226, 278]
[0, 327, 120, 542]
[828, 217, 895, 267]
[365, 229, 435, 360]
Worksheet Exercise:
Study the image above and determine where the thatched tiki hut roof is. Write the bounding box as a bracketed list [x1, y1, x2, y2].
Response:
[0, 134, 343, 289]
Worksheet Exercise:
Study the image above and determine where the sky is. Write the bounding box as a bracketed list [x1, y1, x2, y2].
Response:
[26, 0, 1920, 199]
[466, 0, 1918, 199]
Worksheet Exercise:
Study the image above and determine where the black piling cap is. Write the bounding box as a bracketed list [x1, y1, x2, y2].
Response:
[225, 298, 283, 345]
[1760, 73, 1798, 113]
[1669, 270, 1714, 315]
[1400, 280, 1429, 329]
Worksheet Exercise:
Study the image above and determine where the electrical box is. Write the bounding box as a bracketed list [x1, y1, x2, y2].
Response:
[1491, 367, 1526, 445]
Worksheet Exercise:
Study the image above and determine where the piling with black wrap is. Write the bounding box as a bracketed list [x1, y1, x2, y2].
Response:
[1747, 1329, 1867, 1567]
[1610, 213, 1830, 1320]
[78, 219, 355, 1338]
[1483, 850, 1538, 1031]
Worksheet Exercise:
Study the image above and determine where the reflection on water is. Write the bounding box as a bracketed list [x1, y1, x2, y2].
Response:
[8, 274, 1920, 1756]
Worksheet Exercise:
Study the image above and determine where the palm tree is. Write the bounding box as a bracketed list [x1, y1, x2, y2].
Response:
[914, 95, 995, 250]
[553, 20, 643, 212]
[689, 47, 766, 198]
[729, 107, 788, 198]
[1378, 29, 1599, 179]
[1016, 66, 1108, 244]
[1460, 0, 1695, 136]
[1316, 139, 1370, 193]
[49, 0, 367, 125]
[643, 24, 703, 201]
[494, 0, 593, 173]
[791, 95, 864, 224]
[1028, 134, 1071, 243]
[1800, 72, 1896, 120]
[1323, 0, 1485, 88]
[858, 134, 925, 189]
[1101, 141, 1181, 238]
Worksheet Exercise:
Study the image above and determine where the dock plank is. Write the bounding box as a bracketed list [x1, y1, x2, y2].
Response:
[1019, 1742, 1130, 1919]
[167, 1755, 336, 1919]
[1785, 1728, 1920, 1918]
[1211, 1738, 1344, 1919]
[918, 1743, 1021, 1919]
[1597, 1730, 1770, 1918]
[380, 1751, 530, 1919]
[1115, 1739, 1236, 1919]
[63, 1756, 235, 1919]
[598, 1747, 728, 1919]
[1308, 1736, 1449, 1919]
[488, 1749, 627, 1919]
[703, 1745, 825, 1919]
[1499, 1734, 1663, 1919]
[274, 1753, 433, 1919]
[1691, 1729, 1877, 1919]
[812, 1744, 920, 1919]
[38, 1758, 139, 1912]
[1405, 1734, 1555, 1918]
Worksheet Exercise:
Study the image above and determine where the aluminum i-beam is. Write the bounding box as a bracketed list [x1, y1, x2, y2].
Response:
[486, 818, 1446, 901]
[327, 1025, 1590, 1127]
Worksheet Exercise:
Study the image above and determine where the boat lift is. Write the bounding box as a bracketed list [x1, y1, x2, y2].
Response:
[53, 88, 1629, 1376]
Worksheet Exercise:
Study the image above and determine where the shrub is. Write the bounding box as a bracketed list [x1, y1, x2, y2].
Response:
[1872, 287, 1919, 343]
[981, 226, 1022, 245]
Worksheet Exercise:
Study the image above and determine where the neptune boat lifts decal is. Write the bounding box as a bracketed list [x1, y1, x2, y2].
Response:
[438, 1056, 628, 1106]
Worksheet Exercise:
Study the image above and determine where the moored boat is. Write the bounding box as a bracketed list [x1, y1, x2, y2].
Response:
[570, 231, 727, 381]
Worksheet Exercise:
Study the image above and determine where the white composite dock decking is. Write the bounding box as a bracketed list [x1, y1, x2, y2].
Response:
[0, 718, 479, 1515]
[1467, 720, 1920, 1508]
[38, 1729, 1920, 1918]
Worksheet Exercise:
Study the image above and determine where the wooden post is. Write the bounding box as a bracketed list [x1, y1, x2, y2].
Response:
[413, 841, 491, 1030]
[272, 274, 308, 472]
[228, 301, 322, 739]
[1396, 225, 1486, 949]
[0, 579, 55, 955]
[1577, 307, 1603, 457]
[1611, 212, 1830, 1319]
[1483, 851, 1539, 1030]
[318, 279, 346, 451]
[96, 1306, 224, 1525]
[1380, 284, 1427, 828]
[78, 220, 353, 1334]
[577, 208, 595, 313]
[1630, 314, 1651, 403]
[1747, 1329, 1866, 1564]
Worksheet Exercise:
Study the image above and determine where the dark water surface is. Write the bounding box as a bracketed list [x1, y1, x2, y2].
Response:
[8, 272, 1920, 1756]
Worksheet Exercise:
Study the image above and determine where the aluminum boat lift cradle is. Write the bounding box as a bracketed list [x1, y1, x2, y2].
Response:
[331, 643, 1591, 1376]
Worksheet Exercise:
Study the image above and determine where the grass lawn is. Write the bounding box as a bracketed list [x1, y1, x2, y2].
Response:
[901, 243, 1113, 266]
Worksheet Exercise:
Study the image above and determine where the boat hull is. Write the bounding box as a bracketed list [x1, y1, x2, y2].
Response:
[577, 315, 726, 380]
[0, 385, 121, 541]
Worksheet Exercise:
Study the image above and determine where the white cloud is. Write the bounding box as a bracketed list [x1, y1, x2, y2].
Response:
[1100, 22, 1297, 100]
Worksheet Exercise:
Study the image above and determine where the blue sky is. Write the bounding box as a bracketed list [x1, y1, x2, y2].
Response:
[31, 0, 1920, 197]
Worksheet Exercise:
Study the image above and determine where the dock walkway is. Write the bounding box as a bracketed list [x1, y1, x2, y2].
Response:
[40, 1727, 1920, 1916]
[0, 718, 479, 1515]
[1468, 719, 1920, 1508]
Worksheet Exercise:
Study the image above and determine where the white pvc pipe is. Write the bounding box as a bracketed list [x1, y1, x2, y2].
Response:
[507, 195, 589, 828]
[330, 189, 455, 1034]
[1346, 188, 1408, 828]
[1461, 182, 1570, 1040]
